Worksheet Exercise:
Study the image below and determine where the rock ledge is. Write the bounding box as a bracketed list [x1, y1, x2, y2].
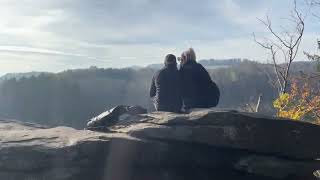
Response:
[0, 109, 319, 180]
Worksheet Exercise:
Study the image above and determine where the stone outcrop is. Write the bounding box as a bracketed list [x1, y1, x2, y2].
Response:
[0, 108, 320, 180]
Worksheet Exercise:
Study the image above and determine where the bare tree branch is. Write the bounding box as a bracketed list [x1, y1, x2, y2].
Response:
[253, 32, 271, 49]
[253, 0, 305, 95]
[255, 94, 263, 113]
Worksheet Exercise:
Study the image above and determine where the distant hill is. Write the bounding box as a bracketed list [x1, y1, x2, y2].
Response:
[289, 61, 317, 73]
[146, 58, 245, 69]
[127, 65, 143, 70]
[0, 72, 50, 81]
[145, 59, 317, 72]
[199, 58, 243, 66]
[0, 60, 317, 128]
[145, 64, 162, 69]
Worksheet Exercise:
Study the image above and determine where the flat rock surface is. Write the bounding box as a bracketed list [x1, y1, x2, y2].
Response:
[0, 109, 319, 180]
[110, 109, 320, 159]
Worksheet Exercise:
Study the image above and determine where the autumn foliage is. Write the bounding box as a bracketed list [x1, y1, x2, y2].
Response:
[273, 79, 320, 124]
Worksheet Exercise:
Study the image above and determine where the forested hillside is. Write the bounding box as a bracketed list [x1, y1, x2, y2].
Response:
[0, 61, 315, 128]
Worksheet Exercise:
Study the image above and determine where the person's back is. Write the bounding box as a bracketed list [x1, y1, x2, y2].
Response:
[179, 48, 220, 109]
[150, 54, 182, 112]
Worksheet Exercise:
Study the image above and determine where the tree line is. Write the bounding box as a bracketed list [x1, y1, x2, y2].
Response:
[0, 61, 315, 129]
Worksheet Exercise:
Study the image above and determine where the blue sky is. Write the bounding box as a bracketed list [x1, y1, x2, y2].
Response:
[0, 0, 319, 75]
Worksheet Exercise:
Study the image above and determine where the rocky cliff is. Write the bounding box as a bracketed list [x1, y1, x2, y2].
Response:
[0, 109, 319, 180]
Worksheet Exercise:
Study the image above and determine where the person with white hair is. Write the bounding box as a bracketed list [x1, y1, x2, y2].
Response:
[179, 48, 220, 110]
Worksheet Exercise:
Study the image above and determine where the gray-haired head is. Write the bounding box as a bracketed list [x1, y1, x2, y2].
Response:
[180, 48, 196, 65]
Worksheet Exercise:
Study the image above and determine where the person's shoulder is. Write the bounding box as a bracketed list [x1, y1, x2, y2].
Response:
[160, 67, 168, 72]
[156, 67, 168, 75]
[195, 62, 204, 67]
[196, 62, 207, 70]
[153, 68, 162, 77]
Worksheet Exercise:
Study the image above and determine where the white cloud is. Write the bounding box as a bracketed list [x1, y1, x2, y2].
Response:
[0, 45, 105, 62]
[0, 0, 318, 76]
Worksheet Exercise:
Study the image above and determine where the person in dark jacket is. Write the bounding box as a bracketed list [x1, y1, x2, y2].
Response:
[150, 54, 182, 112]
[179, 48, 220, 109]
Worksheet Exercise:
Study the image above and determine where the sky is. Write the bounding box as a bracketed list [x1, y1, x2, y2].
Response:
[0, 0, 319, 75]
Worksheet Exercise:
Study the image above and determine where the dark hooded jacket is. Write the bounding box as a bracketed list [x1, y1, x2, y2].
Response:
[150, 64, 182, 112]
[180, 60, 220, 109]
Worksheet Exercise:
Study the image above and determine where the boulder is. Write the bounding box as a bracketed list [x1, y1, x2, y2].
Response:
[0, 108, 319, 180]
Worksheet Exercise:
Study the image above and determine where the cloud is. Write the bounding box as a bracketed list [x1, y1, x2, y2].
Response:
[0, 45, 105, 62]
[0, 0, 318, 75]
